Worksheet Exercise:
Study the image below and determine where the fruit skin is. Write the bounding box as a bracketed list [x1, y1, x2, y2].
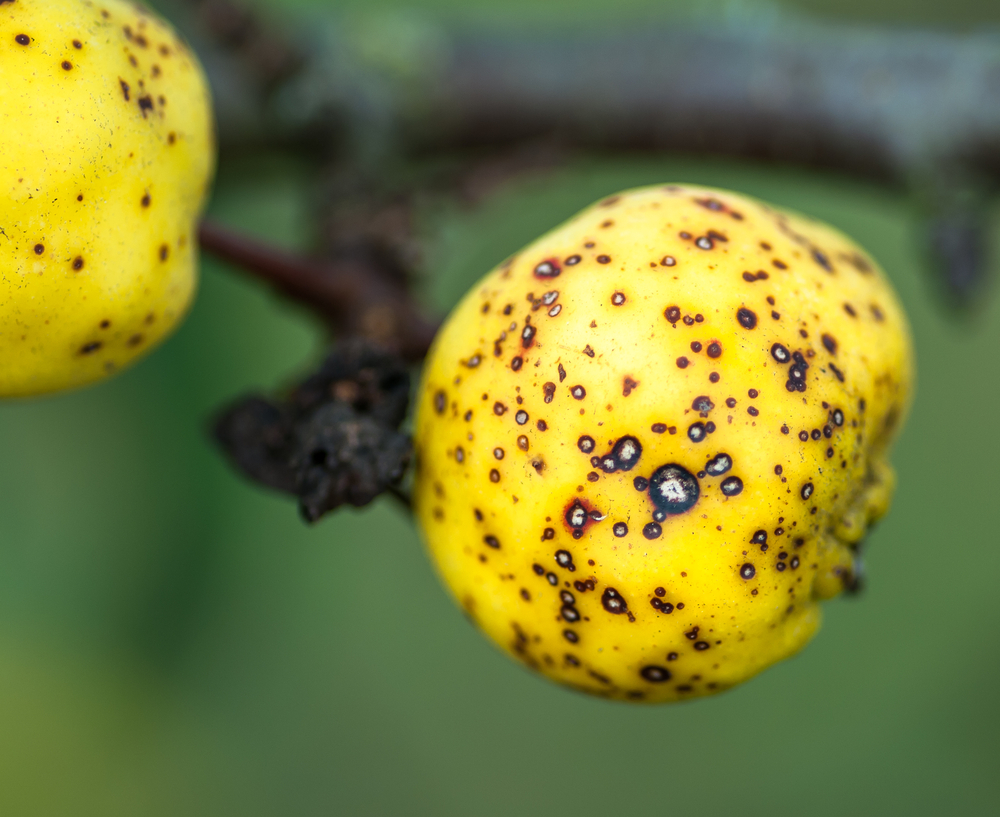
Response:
[413, 184, 913, 703]
[0, 0, 214, 397]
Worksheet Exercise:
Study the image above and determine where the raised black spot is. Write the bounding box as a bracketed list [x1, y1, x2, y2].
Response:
[771, 343, 790, 363]
[643, 522, 662, 539]
[648, 464, 700, 515]
[687, 423, 706, 443]
[801, 482, 814, 500]
[613, 522, 628, 537]
[720, 476, 744, 496]
[665, 306, 681, 324]
[705, 453, 732, 476]
[484, 535, 500, 549]
[601, 587, 628, 614]
[740, 563, 756, 579]
[640, 665, 671, 683]
[737, 308, 758, 329]
[578, 435, 595, 453]
[692, 395, 714, 414]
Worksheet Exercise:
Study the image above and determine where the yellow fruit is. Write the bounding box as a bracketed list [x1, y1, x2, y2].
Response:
[0, 0, 214, 397]
[414, 184, 913, 702]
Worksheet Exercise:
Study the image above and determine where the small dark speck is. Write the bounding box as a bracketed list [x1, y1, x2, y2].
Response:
[141, 194, 151, 208]
[597, 255, 611, 264]
[15, 35, 31, 46]
[676, 357, 689, 369]
[72, 257, 84, 271]
[159, 244, 170, 262]
[73, 40, 83, 49]
[80, 342, 102, 355]
[62, 61, 73, 71]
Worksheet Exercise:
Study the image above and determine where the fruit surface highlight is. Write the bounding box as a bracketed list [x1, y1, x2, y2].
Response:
[0, 0, 214, 397]
[414, 184, 913, 702]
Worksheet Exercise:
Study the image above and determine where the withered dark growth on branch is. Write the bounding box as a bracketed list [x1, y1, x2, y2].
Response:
[213, 341, 412, 522]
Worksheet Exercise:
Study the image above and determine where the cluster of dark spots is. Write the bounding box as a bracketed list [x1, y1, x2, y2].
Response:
[650, 596, 674, 614]
[743, 270, 770, 283]
[649, 464, 700, 515]
[601, 587, 628, 615]
[705, 453, 732, 476]
[720, 476, 744, 496]
[737, 308, 758, 329]
[596, 436, 643, 473]
[555, 549, 576, 571]
[687, 421, 716, 442]
[570, 385, 586, 400]
[622, 376, 639, 397]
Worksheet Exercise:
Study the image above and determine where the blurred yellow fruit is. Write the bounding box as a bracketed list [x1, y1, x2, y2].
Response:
[0, 0, 214, 397]
[414, 184, 913, 702]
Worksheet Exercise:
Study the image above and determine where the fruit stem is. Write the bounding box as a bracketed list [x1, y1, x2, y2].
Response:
[198, 220, 438, 361]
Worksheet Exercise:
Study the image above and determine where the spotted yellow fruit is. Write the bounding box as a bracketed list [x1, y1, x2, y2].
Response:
[414, 184, 913, 702]
[0, 0, 214, 397]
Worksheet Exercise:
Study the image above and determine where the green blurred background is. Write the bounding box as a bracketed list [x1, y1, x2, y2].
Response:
[2, 0, 999, 814]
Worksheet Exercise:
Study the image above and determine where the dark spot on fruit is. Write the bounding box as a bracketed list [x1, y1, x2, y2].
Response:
[613, 522, 628, 537]
[73, 40, 83, 50]
[661, 255, 677, 267]
[705, 453, 732, 476]
[676, 357, 690, 369]
[643, 522, 662, 539]
[692, 395, 714, 414]
[665, 306, 681, 324]
[633, 476, 649, 491]
[138, 95, 154, 116]
[597, 255, 611, 264]
[752, 530, 767, 545]
[829, 363, 845, 383]
[602, 588, 628, 614]
[649, 464, 700, 514]
[515, 410, 529, 425]
[641, 666, 671, 683]
[571, 385, 586, 400]
[833, 409, 845, 426]
[79, 342, 102, 355]
[61, 61, 73, 71]
[484, 535, 500, 549]
[740, 563, 756, 579]
[563, 630, 579, 643]
[556, 549, 576, 570]
[494, 402, 507, 416]
[119, 78, 131, 101]
[511, 356, 523, 371]
[687, 423, 706, 442]
[565, 255, 581, 266]
[721, 476, 744, 496]
[748, 406, 759, 417]
[72, 257, 84, 271]
[141, 193, 151, 208]
[694, 641, 710, 651]
[623, 376, 639, 397]
[33, 244, 44, 255]
[15, 35, 31, 46]
[737, 308, 758, 329]
[801, 482, 814, 500]
[521, 324, 537, 348]
[844, 303, 857, 317]
[771, 343, 790, 363]
[707, 342, 722, 359]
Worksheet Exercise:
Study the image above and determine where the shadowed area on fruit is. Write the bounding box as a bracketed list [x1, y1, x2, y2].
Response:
[0, 0, 997, 814]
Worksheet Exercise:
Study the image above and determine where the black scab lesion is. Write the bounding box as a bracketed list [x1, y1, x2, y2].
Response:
[433, 390, 446, 415]
[648, 464, 700, 515]
[597, 435, 643, 473]
[79, 342, 103, 355]
[555, 549, 576, 571]
[736, 308, 758, 330]
[704, 453, 732, 476]
[601, 587, 628, 615]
